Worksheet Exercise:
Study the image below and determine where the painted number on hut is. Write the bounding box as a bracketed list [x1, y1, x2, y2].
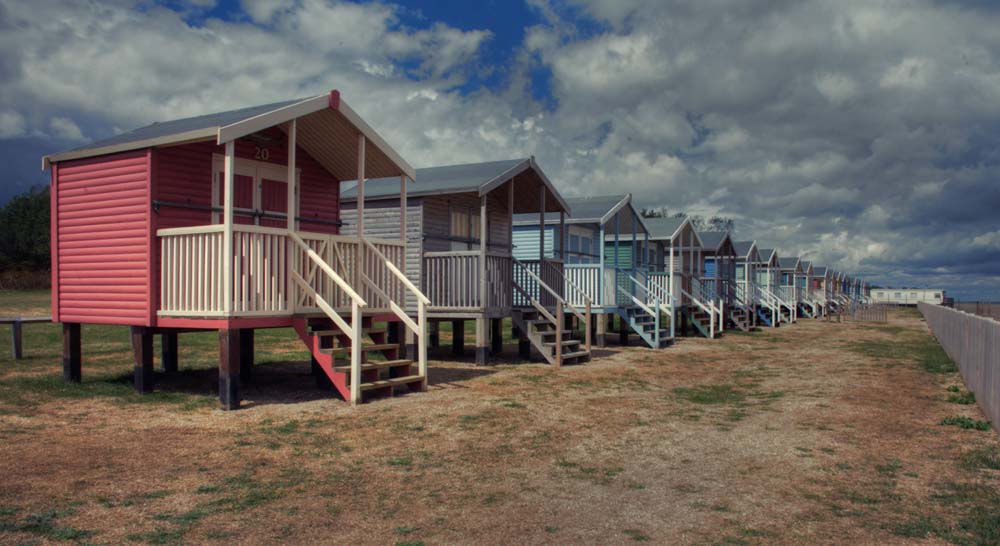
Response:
[254, 146, 270, 161]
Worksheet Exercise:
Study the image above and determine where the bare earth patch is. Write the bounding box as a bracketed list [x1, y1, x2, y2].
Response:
[1, 310, 998, 545]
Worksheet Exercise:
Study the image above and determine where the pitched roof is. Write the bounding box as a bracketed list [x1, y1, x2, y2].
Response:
[778, 256, 800, 269]
[697, 231, 730, 251]
[513, 194, 631, 225]
[757, 248, 777, 264]
[814, 266, 828, 275]
[644, 216, 685, 239]
[42, 90, 415, 180]
[733, 240, 757, 259]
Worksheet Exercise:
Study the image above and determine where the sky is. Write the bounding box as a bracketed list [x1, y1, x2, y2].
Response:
[2, 0, 999, 300]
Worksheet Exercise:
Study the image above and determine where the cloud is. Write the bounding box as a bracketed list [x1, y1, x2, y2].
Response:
[48, 117, 85, 142]
[0, 110, 25, 138]
[2, 0, 1000, 299]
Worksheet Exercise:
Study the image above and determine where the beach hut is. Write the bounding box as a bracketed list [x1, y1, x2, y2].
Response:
[777, 256, 802, 322]
[642, 216, 719, 338]
[812, 266, 831, 316]
[339, 158, 590, 366]
[797, 261, 819, 318]
[43, 90, 431, 409]
[755, 248, 792, 325]
[698, 231, 750, 332]
[733, 240, 760, 329]
[512, 195, 668, 348]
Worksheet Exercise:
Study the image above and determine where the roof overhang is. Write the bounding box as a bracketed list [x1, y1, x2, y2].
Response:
[479, 157, 571, 216]
[43, 90, 415, 181]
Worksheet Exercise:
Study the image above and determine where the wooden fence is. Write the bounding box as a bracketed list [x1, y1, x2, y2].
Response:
[846, 303, 888, 322]
[919, 303, 999, 434]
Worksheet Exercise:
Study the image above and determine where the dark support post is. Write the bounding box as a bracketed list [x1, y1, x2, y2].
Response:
[490, 318, 503, 354]
[518, 336, 531, 361]
[131, 326, 154, 394]
[11, 319, 22, 359]
[219, 329, 240, 411]
[161, 332, 178, 373]
[429, 321, 440, 349]
[619, 320, 629, 346]
[239, 328, 254, 384]
[451, 320, 464, 357]
[62, 322, 81, 383]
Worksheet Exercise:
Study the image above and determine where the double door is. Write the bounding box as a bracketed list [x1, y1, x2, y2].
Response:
[212, 155, 299, 228]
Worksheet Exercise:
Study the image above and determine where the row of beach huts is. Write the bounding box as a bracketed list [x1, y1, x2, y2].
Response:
[42, 91, 871, 409]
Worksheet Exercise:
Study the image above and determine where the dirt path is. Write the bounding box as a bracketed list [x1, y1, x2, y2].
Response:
[1, 311, 998, 545]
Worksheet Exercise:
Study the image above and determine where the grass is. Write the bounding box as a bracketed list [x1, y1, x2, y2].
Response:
[940, 416, 992, 431]
[960, 446, 1000, 471]
[672, 384, 746, 404]
[847, 334, 957, 374]
[0, 290, 310, 411]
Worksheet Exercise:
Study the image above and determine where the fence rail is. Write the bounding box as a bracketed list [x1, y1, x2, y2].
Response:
[845, 302, 888, 322]
[955, 302, 1000, 321]
[919, 303, 1000, 435]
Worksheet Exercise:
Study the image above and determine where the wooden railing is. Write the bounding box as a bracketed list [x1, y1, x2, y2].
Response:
[514, 259, 564, 308]
[159, 225, 406, 317]
[422, 251, 512, 312]
[564, 264, 604, 307]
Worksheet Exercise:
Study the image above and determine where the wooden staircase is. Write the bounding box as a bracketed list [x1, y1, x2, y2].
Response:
[755, 306, 774, 327]
[512, 310, 591, 365]
[727, 305, 753, 332]
[293, 315, 424, 403]
[682, 306, 718, 338]
[617, 306, 671, 348]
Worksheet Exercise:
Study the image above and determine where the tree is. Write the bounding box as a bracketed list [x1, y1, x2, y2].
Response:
[0, 186, 50, 271]
[640, 207, 735, 232]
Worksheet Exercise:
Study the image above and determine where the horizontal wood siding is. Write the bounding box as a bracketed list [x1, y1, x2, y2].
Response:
[154, 130, 340, 233]
[512, 225, 555, 259]
[341, 200, 422, 309]
[55, 150, 151, 325]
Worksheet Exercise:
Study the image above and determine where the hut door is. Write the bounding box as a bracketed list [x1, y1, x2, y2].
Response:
[260, 174, 288, 228]
[215, 173, 255, 225]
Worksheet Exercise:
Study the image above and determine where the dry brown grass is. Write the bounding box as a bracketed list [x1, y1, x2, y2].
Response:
[0, 310, 998, 545]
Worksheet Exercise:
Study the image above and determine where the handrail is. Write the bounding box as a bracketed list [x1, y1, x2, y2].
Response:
[364, 240, 430, 305]
[679, 286, 716, 338]
[541, 260, 592, 353]
[363, 239, 429, 389]
[290, 232, 367, 307]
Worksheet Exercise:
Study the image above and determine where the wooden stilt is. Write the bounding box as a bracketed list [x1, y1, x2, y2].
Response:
[312, 355, 333, 391]
[161, 332, 178, 373]
[596, 313, 607, 347]
[429, 321, 440, 349]
[452, 320, 465, 357]
[218, 329, 240, 411]
[619, 320, 629, 346]
[62, 323, 81, 383]
[490, 318, 502, 355]
[475, 317, 488, 365]
[239, 328, 254, 384]
[131, 326, 154, 394]
[11, 320, 22, 360]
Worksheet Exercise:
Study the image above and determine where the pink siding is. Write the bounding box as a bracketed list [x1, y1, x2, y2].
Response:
[153, 129, 340, 233]
[54, 150, 151, 326]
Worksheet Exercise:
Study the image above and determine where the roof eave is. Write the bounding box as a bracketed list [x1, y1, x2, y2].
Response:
[42, 127, 217, 170]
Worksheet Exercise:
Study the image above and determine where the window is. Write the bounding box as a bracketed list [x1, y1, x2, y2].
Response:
[569, 234, 580, 253]
[581, 237, 591, 256]
[449, 207, 480, 240]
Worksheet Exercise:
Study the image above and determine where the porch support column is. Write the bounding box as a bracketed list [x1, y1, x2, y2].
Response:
[480, 194, 487, 311]
[669, 241, 676, 339]
[239, 328, 254, 384]
[631, 207, 637, 272]
[357, 135, 365, 238]
[559, 211, 565, 262]
[131, 326, 154, 394]
[222, 141, 235, 314]
[287, 120, 297, 231]
[62, 323, 81, 383]
[400, 175, 407, 248]
[219, 328, 240, 411]
[539, 189, 545, 263]
[161, 332, 178, 373]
